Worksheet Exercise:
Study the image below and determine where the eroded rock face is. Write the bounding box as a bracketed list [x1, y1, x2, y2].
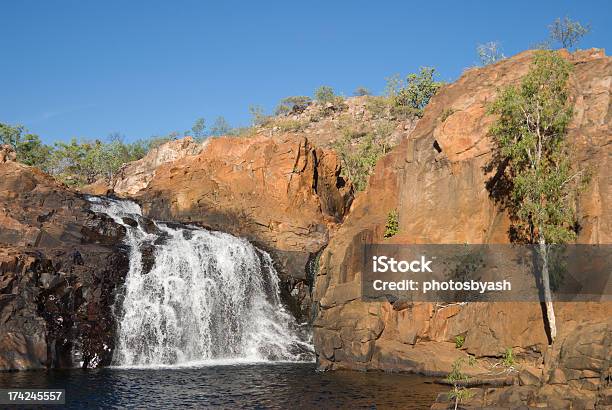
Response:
[131, 135, 353, 283]
[110, 136, 204, 197]
[313, 48, 611, 389]
[0, 144, 17, 163]
[0, 160, 129, 370]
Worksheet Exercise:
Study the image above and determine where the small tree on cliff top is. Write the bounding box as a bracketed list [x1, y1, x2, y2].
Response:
[548, 17, 590, 50]
[486, 51, 587, 343]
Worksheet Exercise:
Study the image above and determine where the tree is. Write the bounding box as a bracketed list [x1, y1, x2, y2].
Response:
[314, 86, 336, 104]
[446, 358, 474, 410]
[210, 116, 231, 136]
[477, 41, 505, 66]
[332, 122, 393, 191]
[486, 51, 586, 342]
[548, 17, 590, 50]
[353, 86, 371, 96]
[189, 117, 206, 140]
[274, 96, 312, 116]
[0, 122, 52, 170]
[386, 67, 444, 117]
[249, 105, 269, 127]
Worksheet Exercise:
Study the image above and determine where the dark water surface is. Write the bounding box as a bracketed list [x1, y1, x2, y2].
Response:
[0, 363, 446, 409]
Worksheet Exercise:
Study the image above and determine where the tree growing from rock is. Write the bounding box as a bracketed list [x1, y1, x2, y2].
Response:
[353, 86, 371, 96]
[0, 123, 51, 169]
[385, 67, 444, 117]
[274, 96, 312, 116]
[477, 41, 505, 66]
[210, 116, 231, 136]
[548, 17, 590, 50]
[189, 117, 206, 140]
[486, 51, 587, 343]
[314, 85, 337, 104]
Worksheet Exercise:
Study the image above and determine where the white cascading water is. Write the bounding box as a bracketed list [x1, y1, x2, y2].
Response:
[88, 196, 313, 367]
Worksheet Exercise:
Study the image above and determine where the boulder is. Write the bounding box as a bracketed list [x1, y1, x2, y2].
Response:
[0, 144, 16, 163]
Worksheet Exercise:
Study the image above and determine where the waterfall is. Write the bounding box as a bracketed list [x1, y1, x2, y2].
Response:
[88, 196, 313, 367]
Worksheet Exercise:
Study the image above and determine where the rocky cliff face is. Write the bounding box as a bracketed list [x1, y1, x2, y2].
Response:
[0, 148, 129, 370]
[112, 137, 204, 197]
[312, 49, 611, 407]
[108, 134, 353, 319]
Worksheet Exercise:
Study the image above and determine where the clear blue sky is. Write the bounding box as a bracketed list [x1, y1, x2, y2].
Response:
[1, 0, 610, 144]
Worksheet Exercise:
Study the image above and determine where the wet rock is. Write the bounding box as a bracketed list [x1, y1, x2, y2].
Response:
[122, 217, 138, 227]
[0, 159, 130, 371]
[140, 243, 156, 274]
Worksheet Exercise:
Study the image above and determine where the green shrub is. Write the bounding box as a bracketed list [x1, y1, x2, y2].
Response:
[188, 117, 206, 140]
[249, 105, 270, 127]
[440, 108, 456, 122]
[275, 96, 312, 116]
[454, 335, 465, 348]
[386, 67, 444, 117]
[353, 86, 371, 96]
[502, 347, 515, 367]
[390, 104, 419, 119]
[314, 85, 336, 103]
[384, 210, 399, 238]
[365, 96, 391, 118]
[333, 132, 388, 191]
[230, 127, 257, 138]
[446, 358, 474, 410]
[273, 118, 307, 133]
[0, 123, 52, 171]
[210, 116, 231, 136]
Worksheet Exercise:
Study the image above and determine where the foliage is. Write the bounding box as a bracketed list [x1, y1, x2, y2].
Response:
[275, 96, 312, 116]
[446, 358, 474, 410]
[486, 51, 589, 344]
[188, 117, 206, 140]
[477, 41, 505, 66]
[548, 17, 590, 50]
[454, 335, 465, 348]
[502, 347, 515, 367]
[332, 119, 393, 191]
[146, 135, 176, 150]
[209, 116, 231, 136]
[440, 107, 456, 122]
[365, 96, 391, 118]
[384, 210, 399, 238]
[272, 118, 308, 133]
[486, 50, 584, 245]
[0, 121, 170, 186]
[314, 85, 337, 104]
[385, 67, 444, 117]
[48, 137, 148, 185]
[0, 123, 52, 170]
[230, 126, 257, 138]
[353, 86, 371, 96]
[249, 105, 270, 127]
